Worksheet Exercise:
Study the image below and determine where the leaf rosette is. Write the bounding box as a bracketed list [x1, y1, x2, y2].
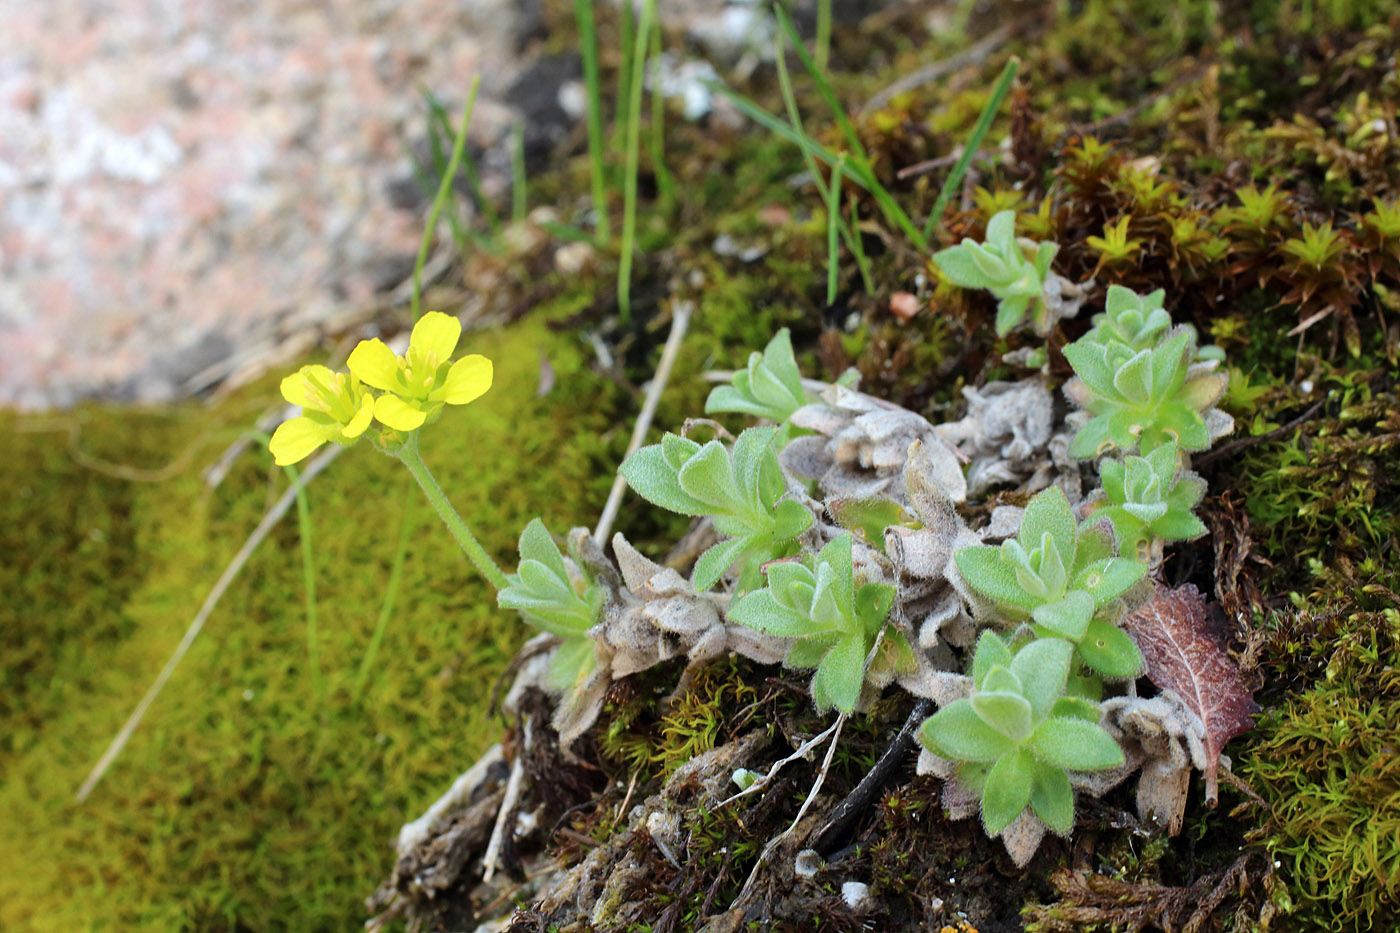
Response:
[1086, 441, 1207, 560]
[919, 631, 1124, 837]
[954, 486, 1145, 677]
[728, 534, 913, 714]
[619, 426, 814, 591]
[705, 328, 810, 425]
[932, 209, 1060, 336]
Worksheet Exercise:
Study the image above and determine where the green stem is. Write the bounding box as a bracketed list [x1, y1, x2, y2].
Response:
[282, 462, 325, 698]
[573, 0, 611, 244]
[618, 0, 657, 323]
[397, 434, 508, 591]
[412, 77, 481, 321]
[353, 482, 415, 700]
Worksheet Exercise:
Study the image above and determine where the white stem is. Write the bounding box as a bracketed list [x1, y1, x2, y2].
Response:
[593, 300, 693, 543]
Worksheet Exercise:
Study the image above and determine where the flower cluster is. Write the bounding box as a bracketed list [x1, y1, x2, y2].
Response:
[269, 311, 492, 465]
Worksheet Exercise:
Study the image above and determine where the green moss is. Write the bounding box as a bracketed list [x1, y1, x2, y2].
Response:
[0, 310, 630, 930]
[1239, 582, 1400, 930]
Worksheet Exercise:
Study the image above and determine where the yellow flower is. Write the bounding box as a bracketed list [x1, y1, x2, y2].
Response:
[269, 365, 375, 465]
[346, 311, 492, 431]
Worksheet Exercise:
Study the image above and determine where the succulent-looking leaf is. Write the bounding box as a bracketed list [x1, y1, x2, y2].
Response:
[1119, 584, 1260, 803]
[1029, 760, 1075, 834]
[1029, 717, 1125, 771]
[921, 701, 1018, 762]
[981, 749, 1034, 835]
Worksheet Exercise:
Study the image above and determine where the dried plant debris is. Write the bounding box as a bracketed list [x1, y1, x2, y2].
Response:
[1118, 583, 1260, 804]
[784, 382, 968, 504]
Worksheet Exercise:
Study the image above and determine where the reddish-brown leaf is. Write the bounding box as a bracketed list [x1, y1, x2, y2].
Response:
[1121, 583, 1260, 804]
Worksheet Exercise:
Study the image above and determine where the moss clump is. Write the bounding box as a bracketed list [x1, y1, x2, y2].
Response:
[1239, 568, 1400, 930]
[0, 309, 631, 929]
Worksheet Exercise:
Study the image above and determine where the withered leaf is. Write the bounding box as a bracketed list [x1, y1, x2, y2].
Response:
[1121, 583, 1259, 804]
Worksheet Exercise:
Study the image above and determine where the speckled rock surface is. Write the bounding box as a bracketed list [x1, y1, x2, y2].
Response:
[0, 0, 541, 409]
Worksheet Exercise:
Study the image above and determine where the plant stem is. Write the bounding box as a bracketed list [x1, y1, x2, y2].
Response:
[412, 77, 481, 322]
[285, 462, 325, 698]
[354, 481, 415, 700]
[617, 0, 657, 323]
[573, 0, 611, 244]
[397, 433, 508, 591]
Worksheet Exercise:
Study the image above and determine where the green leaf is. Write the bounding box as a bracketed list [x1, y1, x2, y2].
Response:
[981, 748, 1034, 836]
[546, 636, 599, 694]
[920, 700, 1018, 762]
[1099, 458, 1127, 505]
[972, 691, 1034, 742]
[693, 537, 750, 591]
[972, 630, 1014, 690]
[816, 535, 855, 616]
[1077, 618, 1145, 678]
[1019, 487, 1077, 569]
[786, 633, 840, 668]
[621, 443, 708, 515]
[517, 518, 569, 581]
[955, 545, 1036, 609]
[771, 499, 815, 541]
[1030, 717, 1125, 771]
[995, 294, 1031, 335]
[1063, 343, 1120, 402]
[1031, 592, 1095, 641]
[1029, 760, 1075, 835]
[1067, 414, 1118, 459]
[731, 426, 777, 510]
[661, 432, 701, 470]
[1073, 557, 1146, 605]
[677, 440, 742, 511]
[811, 633, 866, 714]
[728, 588, 816, 638]
[855, 582, 896, 633]
[1050, 696, 1102, 722]
[1151, 509, 1208, 541]
[933, 245, 998, 289]
[985, 209, 1017, 246]
[763, 328, 805, 402]
[1010, 637, 1073, 720]
[829, 496, 909, 550]
[705, 384, 780, 419]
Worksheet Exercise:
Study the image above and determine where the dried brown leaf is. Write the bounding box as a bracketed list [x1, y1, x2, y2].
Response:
[1121, 584, 1260, 803]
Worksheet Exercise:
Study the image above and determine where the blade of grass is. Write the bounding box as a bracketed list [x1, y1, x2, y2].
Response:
[77, 443, 343, 802]
[922, 56, 1019, 241]
[648, 13, 675, 213]
[611, 0, 636, 157]
[510, 121, 527, 224]
[353, 482, 415, 700]
[425, 88, 499, 242]
[412, 78, 481, 321]
[772, 6, 926, 250]
[573, 0, 611, 244]
[772, 4, 865, 162]
[815, 0, 832, 72]
[618, 0, 657, 323]
[283, 460, 324, 698]
[776, 31, 871, 291]
[826, 155, 846, 305]
[406, 129, 468, 249]
[846, 193, 874, 294]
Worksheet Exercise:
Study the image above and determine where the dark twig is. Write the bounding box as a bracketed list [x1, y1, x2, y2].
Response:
[1193, 400, 1325, 469]
[810, 697, 933, 856]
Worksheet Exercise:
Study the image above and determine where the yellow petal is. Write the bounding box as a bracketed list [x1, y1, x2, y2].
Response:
[442, 354, 492, 405]
[280, 371, 312, 407]
[374, 394, 428, 431]
[347, 339, 402, 391]
[269, 416, 333, 465]
[410, 311, 461, 361]
[341, 394, 375, 439]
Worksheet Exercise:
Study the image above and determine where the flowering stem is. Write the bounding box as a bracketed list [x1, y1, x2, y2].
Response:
[397, 433, 509, 591]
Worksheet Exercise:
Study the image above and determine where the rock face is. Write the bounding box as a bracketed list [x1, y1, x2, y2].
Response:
[0, 0, 553, 409]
